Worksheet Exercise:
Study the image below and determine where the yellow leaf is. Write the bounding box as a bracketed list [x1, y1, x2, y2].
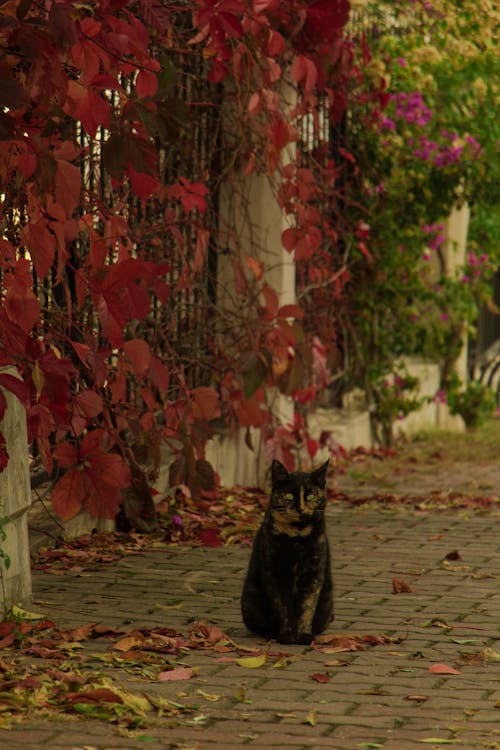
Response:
[196, 689, 222, 701]
[112, 635, 142, 652]
[273, 655, 291, 669]
[304, 709, 317, 726]
[111, 688, 151, 714]
[32, 361, 45, 401]
[478, 647, 500, 662]
[11, 605, 44, 620]
[235, 653, 267, 668]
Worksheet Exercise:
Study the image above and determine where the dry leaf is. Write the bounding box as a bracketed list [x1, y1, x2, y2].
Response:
[428, 663, 461, 675]
[406, 694, 429, 702]
[303, 709, 317, 726]
[112, 635, 142, 652]
[392, 577, 414, 594]
[443, 550, 461, 561]
[235, 653, 267, 668]
[310, 672, 331, 683]
[158, 667, 194, 681]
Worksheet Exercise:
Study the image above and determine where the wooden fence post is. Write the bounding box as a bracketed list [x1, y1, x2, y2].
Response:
[0, 369, 32, 616]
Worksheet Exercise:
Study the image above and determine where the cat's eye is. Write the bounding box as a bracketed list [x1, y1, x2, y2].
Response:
[285, 493, 294, 500]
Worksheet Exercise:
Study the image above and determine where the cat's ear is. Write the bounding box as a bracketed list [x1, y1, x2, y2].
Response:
[271, 460, 290, 485]
[310, 459, 329, 488]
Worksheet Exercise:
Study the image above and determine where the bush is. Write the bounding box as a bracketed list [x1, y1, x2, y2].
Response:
[446, 378, 497, 428]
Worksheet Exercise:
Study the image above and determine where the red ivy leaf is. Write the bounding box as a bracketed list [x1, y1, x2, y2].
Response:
[55, 160, 82, 218]
[136, 68, 158, 98]
[51, 467, 87, 521]
[311, 672, 331, 683]
[123, 339, 151, 378]
[64, 80, 110, 137]
[191, 386, 220, 421]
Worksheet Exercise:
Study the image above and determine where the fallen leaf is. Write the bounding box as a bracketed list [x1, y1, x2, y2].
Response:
[276, 712, 296, 719]
[66, 688, 124, 705]
[158, 667, 195, 681]
[461, 647, 500, 664]
[428, 663, 461, 675]
[11, 605, 45, 620]
[392, 577, 415, 594]
[450, 638, 483, 645]
[313, 634, 364, 653]
[443, 550, 461, 561]
[235, 653, 267, 668]
[196, 689, 221, 701]
[303, 709, 317, 726]
[324, 659, 350, 667]
[405, 694, 429, 702]
[112, 635, 142, 652]
[310, 672, 331, 683]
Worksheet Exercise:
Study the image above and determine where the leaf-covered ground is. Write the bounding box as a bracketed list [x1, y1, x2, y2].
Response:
[0, 611, 411, 731]
[16, 421, 500, 739]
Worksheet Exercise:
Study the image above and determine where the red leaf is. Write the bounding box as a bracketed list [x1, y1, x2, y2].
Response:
[136, 68, 158, 98]
[428, 663, 461, 675]
[0, 372, 29, 405]
[197, 528, 223, 547]
[4, 259, 40, 332]
[277, 304, 304, 320]
[245, 255, 264, 279]
[84, 478, 124, 520]
[74, 389, 103, 418]
[261, 283, 279, 320]
[123, 339, 151, 378]
[51, 467, 86, 521]
[168, 178, 209, 213]
[158, 667, 194, 681]
[67, 688, 124, 705]
[0, 431, 8, 472]
[291, 55, 318, 93]
[311, 672, 331, 683]
[253, 0, 280, 13]
[64, 80, 110, 137]
[128, 166, 159, 198]
[304, 0, 350, 43]
[191, 386, 220, 421]
[55, 160, 82, 218]
[237, 397, 269, 427]
[392, 577, 415, 594]
[149, 355, 169, 391]
[281, 227, 297, 252]
[53, 442, 78, 468]
[314, 634, 364, 652]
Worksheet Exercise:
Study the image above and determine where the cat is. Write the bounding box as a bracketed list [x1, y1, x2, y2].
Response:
[241, 458, 333, 644]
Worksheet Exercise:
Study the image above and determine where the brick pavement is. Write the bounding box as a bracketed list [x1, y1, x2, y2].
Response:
[2, 497, 500, 749]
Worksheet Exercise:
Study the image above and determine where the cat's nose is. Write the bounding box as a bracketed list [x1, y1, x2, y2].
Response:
[299, 488, 307, 513]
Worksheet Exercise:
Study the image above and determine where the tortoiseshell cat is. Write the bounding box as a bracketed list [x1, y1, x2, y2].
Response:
[241, 459, 333, 644]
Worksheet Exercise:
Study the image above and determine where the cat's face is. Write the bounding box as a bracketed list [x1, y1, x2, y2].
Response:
[270, 460, 329, 517]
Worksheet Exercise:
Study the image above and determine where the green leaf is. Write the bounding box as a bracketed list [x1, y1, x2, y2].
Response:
[418, 740, 462, 745]
[11, 605, 44, 620]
